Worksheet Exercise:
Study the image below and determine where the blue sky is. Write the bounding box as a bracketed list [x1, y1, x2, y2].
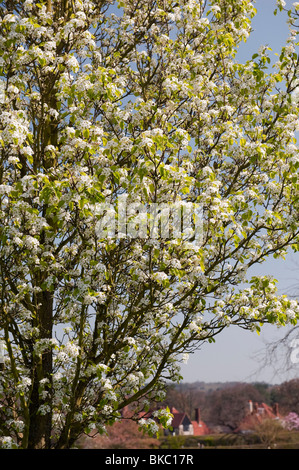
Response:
[180, 0, 299, 385]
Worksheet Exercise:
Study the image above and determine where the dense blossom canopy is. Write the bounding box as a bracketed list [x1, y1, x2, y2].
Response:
[1, 0, 299, 449]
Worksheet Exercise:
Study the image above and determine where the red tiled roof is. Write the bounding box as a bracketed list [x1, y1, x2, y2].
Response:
[258, 402, 280, 419]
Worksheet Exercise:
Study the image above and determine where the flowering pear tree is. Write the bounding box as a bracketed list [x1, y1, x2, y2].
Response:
[1, 0, 299, 449]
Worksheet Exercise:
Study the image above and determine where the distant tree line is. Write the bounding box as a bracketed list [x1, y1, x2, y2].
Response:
[162, 380, 299, 431]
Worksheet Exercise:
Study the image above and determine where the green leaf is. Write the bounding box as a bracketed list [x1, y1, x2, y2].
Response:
[83, 128, 90, 139]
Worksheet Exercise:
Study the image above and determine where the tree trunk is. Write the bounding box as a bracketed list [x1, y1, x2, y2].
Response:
[28, 291, 53, 449]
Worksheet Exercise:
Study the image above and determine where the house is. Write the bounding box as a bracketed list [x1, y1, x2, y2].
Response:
[235, 400, 281, 433]
[168, 407, 193, 435]
[120, 404, 210, 436]
[167, 407, 210, 436]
